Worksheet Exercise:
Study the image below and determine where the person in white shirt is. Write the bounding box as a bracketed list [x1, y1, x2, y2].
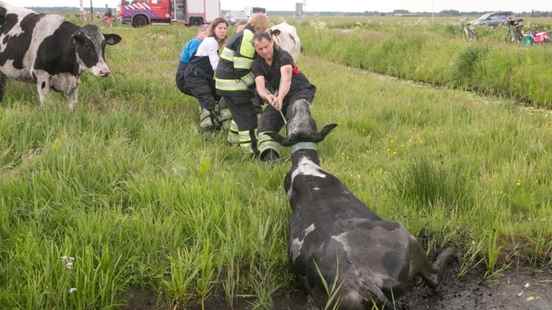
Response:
[181, 18, 229, 131]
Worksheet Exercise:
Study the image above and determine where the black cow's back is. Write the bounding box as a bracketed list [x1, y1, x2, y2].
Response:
[34, 21, 80, 76]
[0, 11, 44, 69]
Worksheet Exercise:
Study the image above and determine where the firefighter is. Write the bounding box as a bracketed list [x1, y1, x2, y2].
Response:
[252, 31, 316, 162]
[180, 18, 230, 131]
[215, 13, 269, 155]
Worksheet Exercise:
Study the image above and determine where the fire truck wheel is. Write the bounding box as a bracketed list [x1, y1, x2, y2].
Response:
[132, 15, 148, 27]
[189, 17, 204, 26]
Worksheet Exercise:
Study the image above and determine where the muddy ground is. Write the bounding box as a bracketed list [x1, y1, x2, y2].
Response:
[125, 263, 552, 310]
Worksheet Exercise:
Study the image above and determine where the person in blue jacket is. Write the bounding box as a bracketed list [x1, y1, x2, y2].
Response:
[176, 24, 208, 95]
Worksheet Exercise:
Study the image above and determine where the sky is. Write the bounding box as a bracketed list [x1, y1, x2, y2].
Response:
[8, 0, 552, 12]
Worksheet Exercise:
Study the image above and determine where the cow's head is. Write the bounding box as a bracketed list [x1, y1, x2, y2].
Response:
[267, 99, 337, 147]
[269, 28, 287, 49]
[72, 25, 121, 77]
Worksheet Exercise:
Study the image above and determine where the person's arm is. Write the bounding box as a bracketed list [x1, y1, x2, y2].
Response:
[206, 38, 220, 70]
[274, 64, 292, 111]
[234, 31, 255, 76]
[255, 76, 276, 104]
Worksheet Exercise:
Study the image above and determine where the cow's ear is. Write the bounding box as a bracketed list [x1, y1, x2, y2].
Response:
[265, 132, 286, 144]
[104, 34, 122, 45]
[313, 123, 338, 143]
[72, 31, 86, 45]
[270, 29, 281, 37]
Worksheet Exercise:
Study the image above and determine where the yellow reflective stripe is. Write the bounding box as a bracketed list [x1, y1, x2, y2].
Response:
[234, 56, 254, 69]
[240, 72, 255, 86]
[215, 78, 249, 91]
[240, 29, 255, 58]
[220, 47, 235, 61]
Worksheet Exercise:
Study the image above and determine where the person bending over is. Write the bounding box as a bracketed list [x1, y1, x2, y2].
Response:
[252, 31, 316, 162]
[181, 18, 230, 131]
[214, 14, 270, 155]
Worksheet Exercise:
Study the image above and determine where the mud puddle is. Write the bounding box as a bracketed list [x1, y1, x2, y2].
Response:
[124, 264, 552, 309]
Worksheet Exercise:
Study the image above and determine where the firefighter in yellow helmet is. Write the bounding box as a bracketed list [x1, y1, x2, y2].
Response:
[215, 13, 269, 156]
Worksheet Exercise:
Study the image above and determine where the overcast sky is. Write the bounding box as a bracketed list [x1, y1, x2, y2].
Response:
[9, 0, 552, 12]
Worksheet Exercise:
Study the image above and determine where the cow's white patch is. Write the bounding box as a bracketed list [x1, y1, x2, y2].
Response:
[33, 69, 50, 106]
[50, 73, 79, 93]
[0, 59, 29, 80]
[290, 223, 316, 262]
[89, 58, 111, 77]
[0, 2, 35, 16]
[0, 23, 26, 52]
[50, 73, 80, 109]
[370, 271, 391, 287]
[25, 14, 65, 71]
[0, 3, 33, 52]
[331, 232, 351, 255]
[288, 156, 326, 197]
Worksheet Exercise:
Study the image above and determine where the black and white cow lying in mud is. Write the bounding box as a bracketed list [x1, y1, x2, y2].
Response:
[268, 100, 455, 309]
[0, 2, 121, 110]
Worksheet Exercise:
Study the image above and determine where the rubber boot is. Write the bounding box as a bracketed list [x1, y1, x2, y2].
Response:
[217, 98, 233, 131]
[257, 131, 282, 162]
[199, 108, 215, 131]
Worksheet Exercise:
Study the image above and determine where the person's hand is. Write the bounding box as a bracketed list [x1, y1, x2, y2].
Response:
[273, 96, 284, 111]
[265, 94, 276, 105]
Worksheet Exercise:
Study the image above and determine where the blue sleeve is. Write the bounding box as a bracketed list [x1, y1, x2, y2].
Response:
[179, 38, 201, 64]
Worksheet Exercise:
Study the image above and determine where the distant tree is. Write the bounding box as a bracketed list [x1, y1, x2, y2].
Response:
[392, 9, 410, 15]
[439, 10, 461, 16]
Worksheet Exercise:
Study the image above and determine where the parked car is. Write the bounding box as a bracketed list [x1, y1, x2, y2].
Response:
[470, 11, 514, 27]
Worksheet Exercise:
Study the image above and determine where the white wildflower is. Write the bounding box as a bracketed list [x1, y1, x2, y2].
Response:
[61, 256, 75, 270]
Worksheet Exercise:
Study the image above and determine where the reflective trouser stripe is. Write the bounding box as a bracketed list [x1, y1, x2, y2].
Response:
[233, 56, 254, 69]
[257, 131, 281, 156]
[227, 120, 240, 144]
[215, 78, 248, 91]
[238, 129, 257, 154]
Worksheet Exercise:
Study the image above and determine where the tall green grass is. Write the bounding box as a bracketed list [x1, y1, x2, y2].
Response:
[300, 19, 552, 107]
[0, 21, 551, 308]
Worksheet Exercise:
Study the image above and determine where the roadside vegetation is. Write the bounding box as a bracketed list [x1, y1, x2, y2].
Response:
[299, 17, 552, 108]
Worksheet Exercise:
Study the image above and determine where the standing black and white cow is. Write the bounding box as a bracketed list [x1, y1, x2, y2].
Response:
[0, 2, 121, 110]
[270, 22, 301, 63]
[268, 100, 455, 309]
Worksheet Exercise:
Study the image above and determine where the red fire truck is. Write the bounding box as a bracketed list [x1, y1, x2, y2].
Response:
[120, 0, 221, 27]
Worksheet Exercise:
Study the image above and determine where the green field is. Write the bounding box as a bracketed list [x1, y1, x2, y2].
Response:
[299, 16, 552, 108]
[1, 19, 552, 309]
